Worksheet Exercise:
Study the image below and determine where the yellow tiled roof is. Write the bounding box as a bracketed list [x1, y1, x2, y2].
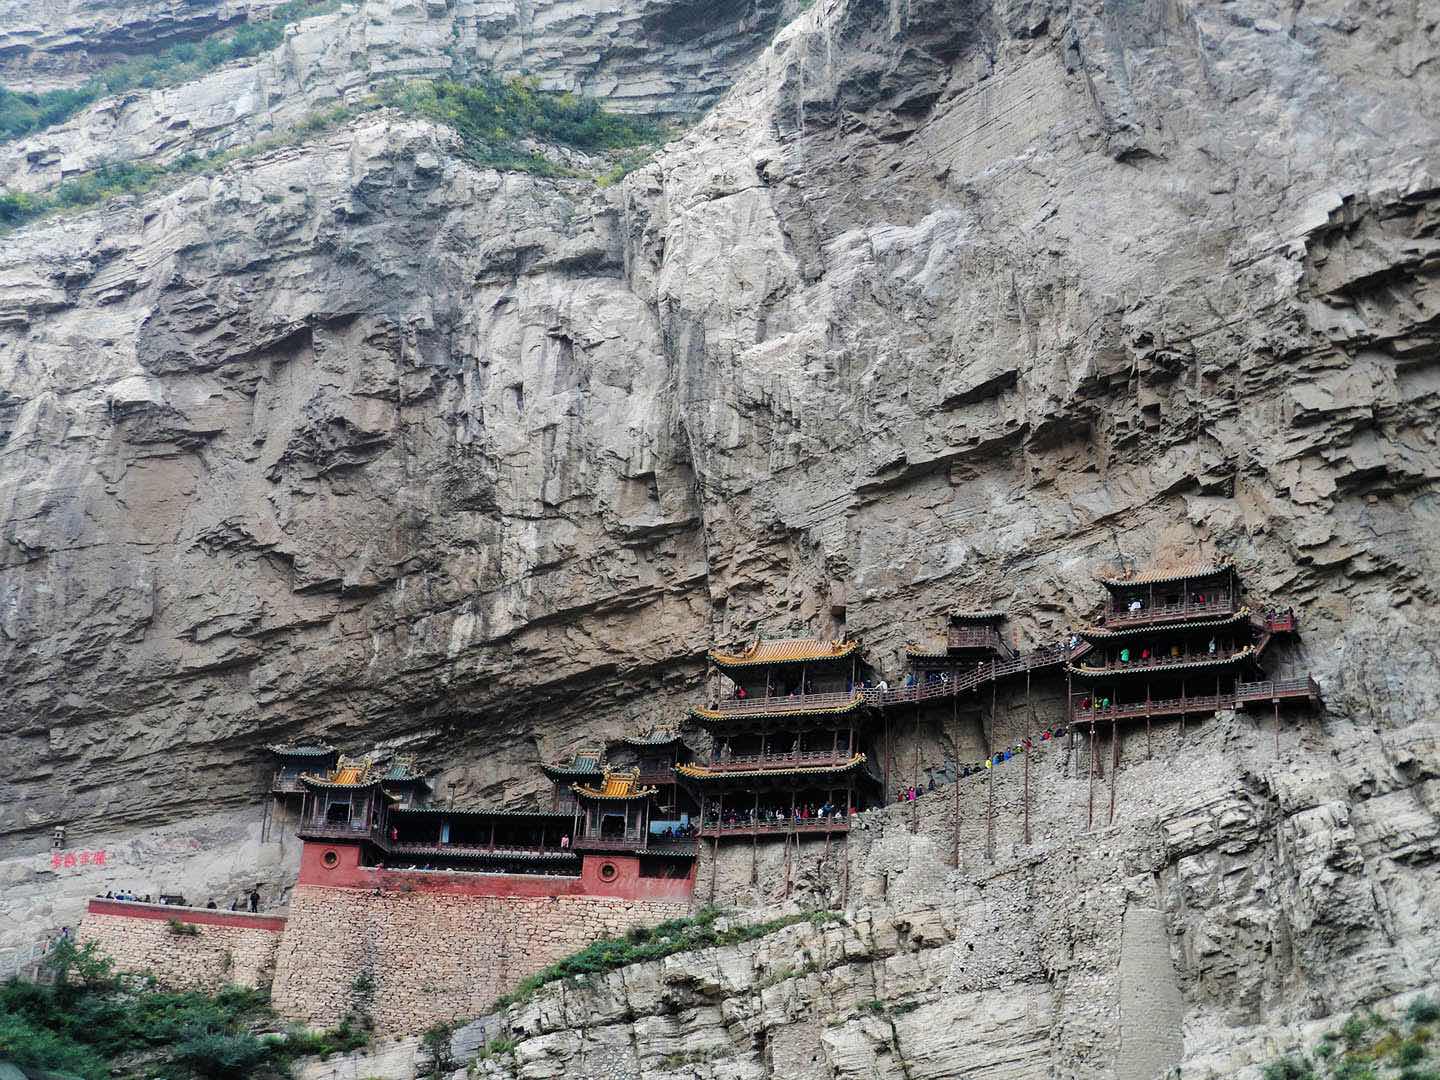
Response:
[1099, 561, 1231, 587]
[708, 637, 858, 669]
[675, 753, 868, 781]
[571, 768, 658, 801]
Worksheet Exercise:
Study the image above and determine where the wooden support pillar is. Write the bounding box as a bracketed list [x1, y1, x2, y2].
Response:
[1146, 680, 1153, 760]
[952, 694, 962, 868]
[911, 704, 920, 835]
[1181, 678, 1187, 739]
[884, 715, 892, 800]
[1274, 698, 1281, 757]
[841, 833, 850, 908]
[1086, 718, 1096, 831]
[1108, 723, 1120, 825]
[1023, 668, 1032, 846]
[986, 679, 996, 862]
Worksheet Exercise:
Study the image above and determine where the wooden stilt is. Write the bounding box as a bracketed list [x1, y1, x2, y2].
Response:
[1087, 718, 1096, 830]
[1023, 668, 1032, 846]
[1274, 697, 1280, 756]
[841, 834, 850, 908]
[1108, 723, 1119, 825]
[884, 715, 892, 801]
[986, 680, 997, 862]
[952, 694, 962, 868]
[783, 832, 793, 899]
[911, 705, 921, 835]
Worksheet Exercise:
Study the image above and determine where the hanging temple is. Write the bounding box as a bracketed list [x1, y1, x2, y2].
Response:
[262, 560, 1320, 904]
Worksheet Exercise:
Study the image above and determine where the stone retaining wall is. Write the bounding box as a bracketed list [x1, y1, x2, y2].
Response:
[271, 884, 690, 1034]
[77, 901, 285, 991]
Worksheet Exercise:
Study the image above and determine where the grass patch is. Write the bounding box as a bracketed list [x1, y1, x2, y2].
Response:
[168, 917, 202, 937]
[1264, 999, 1440, 1080]
[0, 102, 360, 232]
[0, 939, 365, 1079]
[491, 907, 840, 1012]
[0, 0, 340, 145]
[0, 72, 664, 233]
[376, 76, 665, 176]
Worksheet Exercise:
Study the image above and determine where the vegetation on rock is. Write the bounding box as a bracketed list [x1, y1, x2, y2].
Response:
[0, 74, 662, 232]
[376, 76, 665, 176]
[0, 1, 341, 144]
[490, 906, 842, 1011]
[1262, 997, 1440, 1080]
[0, 940, 366, 1080]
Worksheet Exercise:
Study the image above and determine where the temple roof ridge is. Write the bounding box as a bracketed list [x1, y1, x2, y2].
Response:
[708, 636, 858, 669]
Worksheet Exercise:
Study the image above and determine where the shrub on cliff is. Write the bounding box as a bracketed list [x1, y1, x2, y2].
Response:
[0, 0, 340, 144]
[491, 907, 842, 1011]
[0, 945, 360, 1079]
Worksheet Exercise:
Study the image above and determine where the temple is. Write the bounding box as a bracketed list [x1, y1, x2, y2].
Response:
[291, 737, 698, 897]
[904, 611, 1013, 677]
[682, 638, 881, 843]
[1066, 561, 1320, 725]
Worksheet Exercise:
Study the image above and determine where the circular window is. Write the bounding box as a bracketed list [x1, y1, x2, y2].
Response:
[321, 850, 340, 869]
[597, 862, 618, 882]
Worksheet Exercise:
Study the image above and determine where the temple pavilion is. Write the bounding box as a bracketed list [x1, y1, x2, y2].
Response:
[288, 732, 701, 885]
[903, 611, 1012, 678]
[678, 637, 881, 841]
[1065, 561, 1320, 725]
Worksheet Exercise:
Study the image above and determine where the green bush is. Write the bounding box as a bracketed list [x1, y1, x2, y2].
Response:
[1410, 998, 1440, 1026]
[1260, 1055, 1314, 1080]
[377, 76, 663, 176]
[171, 1029, 272, 1078]
[0, 0, 340, 144]
[490, 907, 841, 1011]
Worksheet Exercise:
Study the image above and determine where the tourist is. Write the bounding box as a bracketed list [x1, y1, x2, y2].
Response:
[104, 890, 113, 899]
[736, 685, 748, 699]
[877, 678, 888, 691]
[1129, 598, 1142, 612]
[230, 898, 241, 911]
[249, 887, 260, 913]
[1119, 647, 1130, 663]
[143, 894, 151, 904]
[1208, 637, 1217, 655]
[206, 898, 217, 909]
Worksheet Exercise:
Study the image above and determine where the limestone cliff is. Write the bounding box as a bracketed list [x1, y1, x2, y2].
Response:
[1, 0, 1438, 1073]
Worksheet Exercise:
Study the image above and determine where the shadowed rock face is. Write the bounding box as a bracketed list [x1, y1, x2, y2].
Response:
[1, 0, 1439, 1068]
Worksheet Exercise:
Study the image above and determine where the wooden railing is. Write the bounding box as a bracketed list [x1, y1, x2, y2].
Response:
[297, 819, 378, 841]
[572, 836, 648, 851]
[1257, 613, 1298, 633]
[386, 841, 574, 858]
[945, 627, 1002, 652]
[1071, 647, 1248, 673]
[1069, 674, 1319, 723]
[698, 819, 851, 839]
[1236, 676, 1320, 702]
[643, 840, 700, 855]
[705, 749, 853, 771]
[271, 774, 304, 794]
[1100, 598, 1237, 629]
[866, 644, 1080, 709]
[710, 690, 859, 714]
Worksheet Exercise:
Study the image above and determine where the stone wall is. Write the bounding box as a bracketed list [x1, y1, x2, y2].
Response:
[271, 884, 691, 1034]
[77, 901, 285, 991]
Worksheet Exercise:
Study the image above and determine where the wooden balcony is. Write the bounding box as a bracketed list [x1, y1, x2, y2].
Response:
[945, 627, 1002, 652]
[297, 819, 378, 842]
[1100, 598, 1237, 630]
[572, 835, 648, 852]
[710, 691, 858, 715]
[698, 819, 851, 839]
[271, 774, 305, 795]
[867, 644, 1079, 709]
[1235, 676, 1320, 704]
[1070, 647, 1249, 675]
[1257, 612, 1298, 634]
[704, 749, 855, 772]
[387, 842, 575, 861]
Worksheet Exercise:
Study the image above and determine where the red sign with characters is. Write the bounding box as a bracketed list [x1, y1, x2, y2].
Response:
[51, 850, 107, 869]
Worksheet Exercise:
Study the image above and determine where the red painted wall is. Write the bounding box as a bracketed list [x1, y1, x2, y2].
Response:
[85, 899, 286, 933]
[297, 840, 695, 901]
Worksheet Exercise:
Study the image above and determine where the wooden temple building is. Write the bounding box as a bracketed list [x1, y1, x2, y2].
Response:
[277, 565, 1321, 893]
[680, 638, 881, 842]
[1066, 561, 1321, 825]
[287, 735, 699, 896]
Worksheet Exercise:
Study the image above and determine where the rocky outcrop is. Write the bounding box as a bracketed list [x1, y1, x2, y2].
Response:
[1, 0, 1439, 1071]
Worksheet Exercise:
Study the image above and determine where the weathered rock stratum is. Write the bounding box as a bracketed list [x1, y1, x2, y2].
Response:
[0, 0, 1438, 1073]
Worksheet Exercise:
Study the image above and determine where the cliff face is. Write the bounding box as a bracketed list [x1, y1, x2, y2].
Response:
[1, 0, 1439, 1069]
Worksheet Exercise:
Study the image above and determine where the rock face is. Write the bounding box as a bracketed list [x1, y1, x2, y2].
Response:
[1, 0, 1438, 1073]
